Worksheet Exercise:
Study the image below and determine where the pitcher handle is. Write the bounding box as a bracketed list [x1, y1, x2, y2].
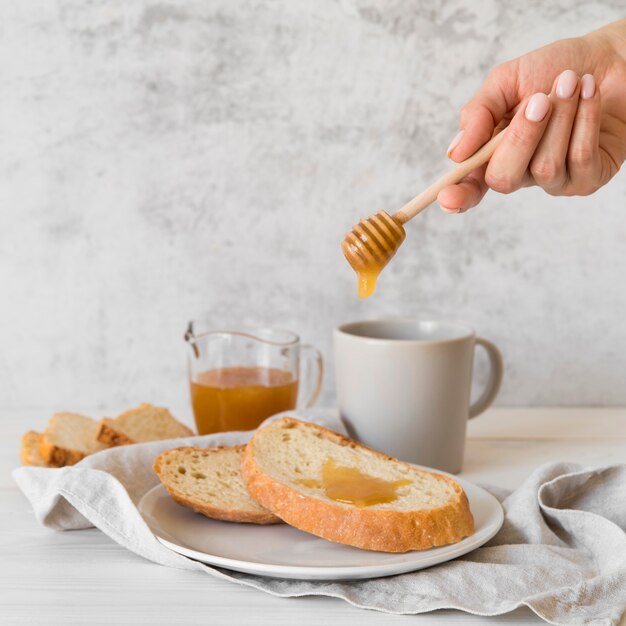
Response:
[299, 344, 324, 408]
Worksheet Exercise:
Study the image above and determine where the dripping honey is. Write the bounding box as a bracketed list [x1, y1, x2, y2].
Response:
[296, 458, 411, 507]
[191, 367, 298, 434]
[341, 210, 406, 299]
[357, 269, 380, 299]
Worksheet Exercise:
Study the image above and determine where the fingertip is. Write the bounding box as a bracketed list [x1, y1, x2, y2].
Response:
[448, 104, 496, 161]
[447, 134, 475, 162]
[440, 205, 460, 213]
[555, 69, 579, 100]
[447, 143, 465, 163]
[524, 92, 550, 122]
[446, 130, 465, 158]
[581, 74, 596, 100]
[438, 187, 465, 213]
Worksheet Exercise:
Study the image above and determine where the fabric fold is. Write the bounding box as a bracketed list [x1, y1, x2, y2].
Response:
[12, 409, 626, 626]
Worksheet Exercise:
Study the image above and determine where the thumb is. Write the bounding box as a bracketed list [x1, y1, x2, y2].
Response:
[448, 62, 520, 162]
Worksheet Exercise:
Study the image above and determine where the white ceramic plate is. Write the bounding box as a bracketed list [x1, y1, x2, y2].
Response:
[138, 467, 503, 581]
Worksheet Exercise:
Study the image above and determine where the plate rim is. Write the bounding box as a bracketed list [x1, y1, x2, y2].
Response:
[139, 465, 504, 580]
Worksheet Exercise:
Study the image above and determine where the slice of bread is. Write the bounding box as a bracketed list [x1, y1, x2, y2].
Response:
[97, 403, 194, 446]
[153, 445, 281, 524]
[21, 431, 49, 467]
[241, 417, 474, 552]
[39, 412, 109, 467]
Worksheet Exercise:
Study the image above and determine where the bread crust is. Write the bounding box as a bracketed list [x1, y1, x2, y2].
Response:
[96, 420, 136, 446]
[241, 418, 474, 552]
[97, 405, 194, 446]
[153, 445, 282, 525]
[38, 412, 108, 467]
[38, 437, 87, 467]
[20, 431, 49, 467]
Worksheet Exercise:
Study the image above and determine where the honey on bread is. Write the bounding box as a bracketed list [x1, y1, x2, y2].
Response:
[297, 458, 411, 507]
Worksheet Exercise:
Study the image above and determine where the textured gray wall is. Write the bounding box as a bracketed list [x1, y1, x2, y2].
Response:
[2, 1, 625, 417]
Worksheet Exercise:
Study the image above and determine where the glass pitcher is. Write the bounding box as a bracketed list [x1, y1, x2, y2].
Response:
[185, 322, 323, 434]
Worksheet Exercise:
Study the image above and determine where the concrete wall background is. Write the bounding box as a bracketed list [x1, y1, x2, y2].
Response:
[2, 1, 625, 419]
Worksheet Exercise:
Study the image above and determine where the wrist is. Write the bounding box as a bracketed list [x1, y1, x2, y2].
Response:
[584, 19, 626, 63]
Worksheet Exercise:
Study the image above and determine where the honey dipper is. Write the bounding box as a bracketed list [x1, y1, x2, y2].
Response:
[342, 129, 507, 298]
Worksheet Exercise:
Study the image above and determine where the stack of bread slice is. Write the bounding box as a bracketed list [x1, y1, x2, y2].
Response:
[96, 403, 194, 446]
[21, 404, 194, 468]
[153, 417, 474, 552]
[153, 445, 281, 524]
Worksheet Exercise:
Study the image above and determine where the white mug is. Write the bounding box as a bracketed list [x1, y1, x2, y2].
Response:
[334, 319, 503, 473]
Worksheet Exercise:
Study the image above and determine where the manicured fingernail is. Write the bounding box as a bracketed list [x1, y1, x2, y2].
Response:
[581, 74, 595, 100]
[525, 93, 550, 122]
[556, 69, 578, 99]
[440, 204, 460, 214]
[446, 130, 464, 156]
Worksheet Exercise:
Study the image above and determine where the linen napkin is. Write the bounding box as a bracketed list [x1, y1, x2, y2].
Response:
[12, 409, 626, 626]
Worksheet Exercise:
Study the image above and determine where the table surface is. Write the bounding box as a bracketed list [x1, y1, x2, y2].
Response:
[1, 407, 625, 626]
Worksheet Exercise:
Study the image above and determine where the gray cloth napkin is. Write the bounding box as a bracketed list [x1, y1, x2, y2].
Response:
[12, 409, 626, 626]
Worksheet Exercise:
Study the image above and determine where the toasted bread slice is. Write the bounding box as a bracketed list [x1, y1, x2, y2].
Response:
[97, 403, 194, 446]
[241, 417, 474, 552]
[21, 431, 49, 467]
[154, 445, 281, 524]
[39, 413, 109, 467]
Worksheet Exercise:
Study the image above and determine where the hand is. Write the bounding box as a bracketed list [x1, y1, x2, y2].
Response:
[438, 19, 626, 213]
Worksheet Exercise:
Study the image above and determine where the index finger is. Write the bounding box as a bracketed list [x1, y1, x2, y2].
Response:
[448, 62, 520, 162]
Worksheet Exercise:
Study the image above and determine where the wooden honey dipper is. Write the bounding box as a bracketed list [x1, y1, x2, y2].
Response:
[342, 130, 507, 298]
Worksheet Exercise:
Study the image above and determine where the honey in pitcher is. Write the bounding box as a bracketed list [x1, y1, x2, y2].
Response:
[190, 366, 299, 434]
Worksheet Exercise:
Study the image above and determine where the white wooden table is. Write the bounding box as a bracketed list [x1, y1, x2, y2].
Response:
[1, 408, 625, 626]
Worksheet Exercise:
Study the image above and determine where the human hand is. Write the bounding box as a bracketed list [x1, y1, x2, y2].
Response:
[438, 19, 626, 213]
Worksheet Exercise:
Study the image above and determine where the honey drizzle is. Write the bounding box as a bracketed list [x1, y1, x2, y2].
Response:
[357, 270, 379, 299]
[296, 458, 411, 507]
[342, 211, 406, 299]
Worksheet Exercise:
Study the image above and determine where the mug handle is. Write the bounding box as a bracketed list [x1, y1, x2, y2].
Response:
[299, 344, 324, 408]
[469, 337, 504, 419]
